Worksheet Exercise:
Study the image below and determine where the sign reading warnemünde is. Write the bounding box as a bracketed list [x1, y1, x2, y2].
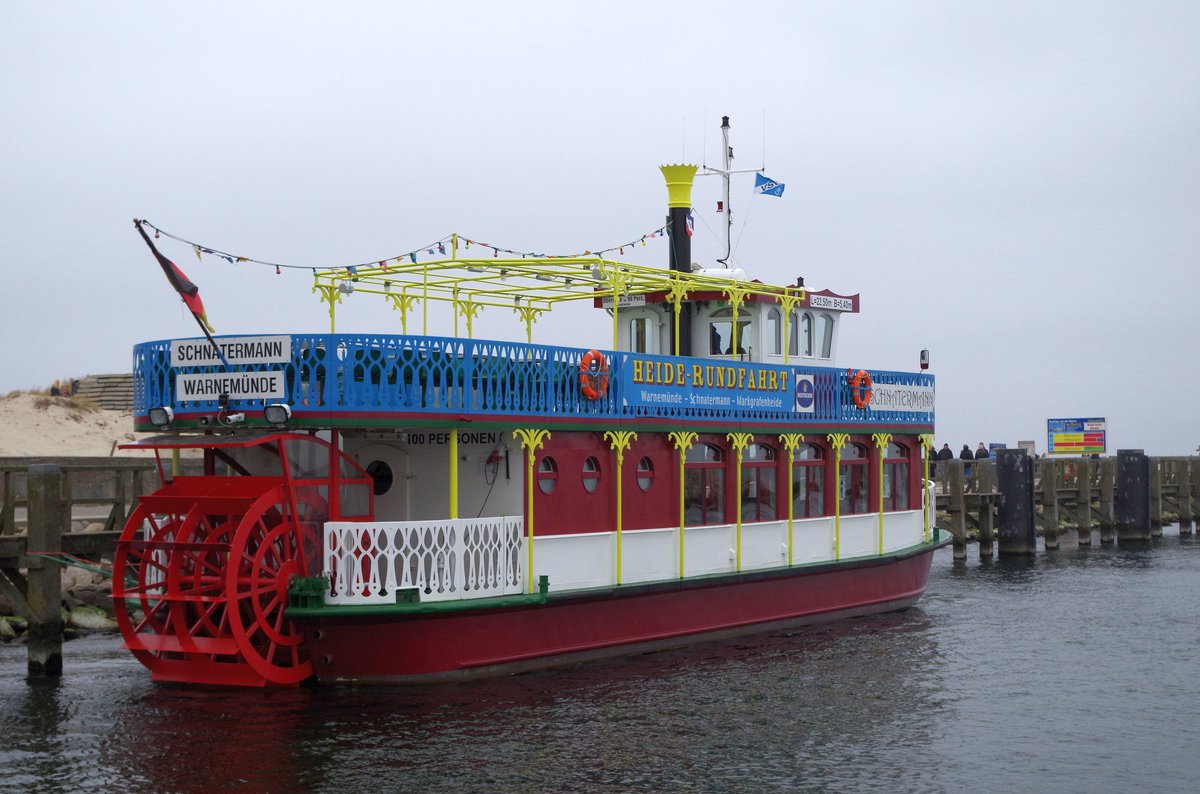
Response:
[170, 335, 292, 367]
[867, 383, 935, 413]
[176, 371, 287, 400]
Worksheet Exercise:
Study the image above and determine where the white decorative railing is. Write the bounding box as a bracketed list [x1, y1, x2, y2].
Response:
[321, 509, 932, 606]
[324, 516, 525, 604]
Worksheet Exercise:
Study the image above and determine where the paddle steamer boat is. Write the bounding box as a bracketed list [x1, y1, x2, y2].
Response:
[114, 124, 941, 686]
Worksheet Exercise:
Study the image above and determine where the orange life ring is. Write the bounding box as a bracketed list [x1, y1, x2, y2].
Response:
[579, 349, 610, 400]
[849, 369, 872, 409]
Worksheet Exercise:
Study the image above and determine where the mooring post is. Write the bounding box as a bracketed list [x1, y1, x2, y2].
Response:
[1149, 459, 1164, 538]
[997, 449, 1036, 556]
[26, 463, 64, 676]
[1116, 450, 1151, 543]
[1176, 459, 1193, 535]
[1076, 458, 1093, 545]
[1040, 458, 1060, 549]
[948, 461, 967, 560]
[1099, 458, 1116, 544]
[977, 462, 995, 558]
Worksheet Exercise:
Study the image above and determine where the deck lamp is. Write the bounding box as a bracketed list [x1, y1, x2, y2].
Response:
[264, 403, 292, 426]
[148, 406, 174, 428]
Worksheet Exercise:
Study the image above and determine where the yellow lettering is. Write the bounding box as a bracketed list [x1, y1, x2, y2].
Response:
[632, 360, 643, 384]
[676, 363, 686, 386]
[692, 364, 704, 386]
[768, 370, 778, 391]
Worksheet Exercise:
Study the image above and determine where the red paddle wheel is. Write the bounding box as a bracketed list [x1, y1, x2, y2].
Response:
[112, 477, 319, 686]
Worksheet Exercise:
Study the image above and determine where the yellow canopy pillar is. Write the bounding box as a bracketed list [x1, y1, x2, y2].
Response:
[779, 433, 805, 566]
[828, 433, 851, 560]
[312, 281, 344, 333]
[603, 430, 637, 586]
[513, 428, 551, 593]
[668, 430, 698, 578]
[726, 432, 753, 572]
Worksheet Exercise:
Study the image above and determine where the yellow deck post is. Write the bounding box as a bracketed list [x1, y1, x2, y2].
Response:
[873, 433, 893, 555]
[603, 430, 638, 586]
[920, 434, 934, 542]
[668, 431, 698, 578]
[726, 432, 753, 572]
[448, 430, 459, 519]
[779, 433, 805, 566]
[513, 428, 551, 593]
[828, 433, 850, 560]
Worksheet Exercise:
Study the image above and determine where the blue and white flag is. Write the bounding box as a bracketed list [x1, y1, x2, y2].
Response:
[754, 172, 785, 197]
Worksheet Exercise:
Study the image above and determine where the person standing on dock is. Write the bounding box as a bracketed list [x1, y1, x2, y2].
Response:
[974, 442, 990, 459]
[938, 443, 953, 462]
[959, 444, 974, 479]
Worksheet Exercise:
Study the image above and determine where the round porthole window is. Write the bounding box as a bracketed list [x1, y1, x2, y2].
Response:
[582, 456, 601, 493]
[537, 456, 559, 495]
[365, 460, 393, 496]
[637, 456, 654, 492]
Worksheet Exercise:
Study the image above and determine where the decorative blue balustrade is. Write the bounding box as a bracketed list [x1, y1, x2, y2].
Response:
[133, 334, 934, 428]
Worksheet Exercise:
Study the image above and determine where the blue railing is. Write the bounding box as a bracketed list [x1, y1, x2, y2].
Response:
[133, 333, 934, 428]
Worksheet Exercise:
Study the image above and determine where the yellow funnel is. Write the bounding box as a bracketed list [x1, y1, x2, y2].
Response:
[660, 164, 699, 209]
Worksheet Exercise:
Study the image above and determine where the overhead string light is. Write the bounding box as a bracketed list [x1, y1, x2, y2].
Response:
[135, 219, 672, 276]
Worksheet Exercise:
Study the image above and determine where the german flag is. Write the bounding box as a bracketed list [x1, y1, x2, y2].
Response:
[134, 220, 214, 332]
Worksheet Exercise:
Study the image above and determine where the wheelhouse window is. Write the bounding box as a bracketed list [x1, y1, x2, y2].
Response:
[800, 312, 814, 357]
[708, 308, 752, 357]
[740, 442, 776, 522]
[537, 456, 558, 495]
[684, 443, 725, 526]
[819, 313, 835, 359]
[629, 316, 653, 354]
[768, 308, 782, 356]
[883, 442, 910, 511]
[791, 442, 825, 518]
[839, 442, 869, 515]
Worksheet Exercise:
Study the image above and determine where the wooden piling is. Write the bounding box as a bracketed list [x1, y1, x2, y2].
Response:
[25, 464, 64, 676]
[1099, 458, 1116, 544]
[997, 449, 1036, 556]
[1149, 459, 1164, 538]
[977, 462, 995, 558]
[1116, 450, 1151, 543]
[1040, 459, 1060, 549]
[1076, 458, 1093, 545]
[948, 461, 967, 560]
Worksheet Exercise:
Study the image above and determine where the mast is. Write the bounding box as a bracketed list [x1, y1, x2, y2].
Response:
[719, 116, 733, 265]
[702, 115, 758, 267]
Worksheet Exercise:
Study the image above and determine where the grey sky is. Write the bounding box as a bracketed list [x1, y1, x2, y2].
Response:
[2, 1, 1197, 453]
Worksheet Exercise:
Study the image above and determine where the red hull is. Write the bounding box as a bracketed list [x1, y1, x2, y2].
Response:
[298, 545, 938, 683]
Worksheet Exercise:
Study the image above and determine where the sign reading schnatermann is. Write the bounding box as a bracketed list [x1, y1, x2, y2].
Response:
[170, 335, 292, 367]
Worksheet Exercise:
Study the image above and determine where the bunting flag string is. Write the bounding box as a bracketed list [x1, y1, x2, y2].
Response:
[136, 220, 672, 278]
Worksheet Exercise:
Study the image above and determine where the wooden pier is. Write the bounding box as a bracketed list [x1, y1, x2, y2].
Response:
[932, 452, 1198, 559]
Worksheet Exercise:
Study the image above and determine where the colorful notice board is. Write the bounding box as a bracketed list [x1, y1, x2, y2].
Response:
[1047, 417, 1106, 455]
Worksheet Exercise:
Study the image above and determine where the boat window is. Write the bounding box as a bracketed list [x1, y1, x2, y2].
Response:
[788, 309, 800, 356]
[537, 456, 558, 495]
[800, 312, 814, 357]
[582, 456, 601, 493]
[636, 456, 654, 492]
[884, 441, 910, 511]
[839, 442, 869, 515]
[819, 313, 835, 359]
[707, 308, 752, 356]
[629, 316, 653, 354]
[365, 460, 393, 496]
[768, 308, 782, 356]
[684, 443, 725, 525]
[792, 442, 825, 518]
[740, 442, 776, 522]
